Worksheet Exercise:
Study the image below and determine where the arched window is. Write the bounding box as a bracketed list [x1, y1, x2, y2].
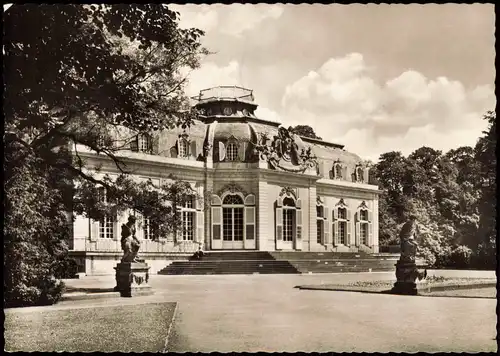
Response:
[137, 133, 151, 153]
[178, 139, 189, 158]
[222, 194, 244, 242]
[226, 142, 239, 161]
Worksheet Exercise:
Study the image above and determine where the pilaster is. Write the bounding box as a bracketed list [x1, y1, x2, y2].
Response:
[372, 198, 379, 253]
[258, 180, 271, 251]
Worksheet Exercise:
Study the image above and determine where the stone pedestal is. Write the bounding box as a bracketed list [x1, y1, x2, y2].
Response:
[113, 259, 153, 297]
[391, 260, 427, 295]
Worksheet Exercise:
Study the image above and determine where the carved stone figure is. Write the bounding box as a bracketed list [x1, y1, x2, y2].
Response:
[121, 215, 141, 263]
[391, 214, 428, 295]
[399, 214, 420, 263]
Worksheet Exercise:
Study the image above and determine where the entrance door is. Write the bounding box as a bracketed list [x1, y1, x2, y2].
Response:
[222, 206, 244, 249]
[221, 194, 245, 249]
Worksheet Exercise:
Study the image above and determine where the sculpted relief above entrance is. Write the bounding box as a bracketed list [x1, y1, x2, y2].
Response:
[253, 126, 317, 173]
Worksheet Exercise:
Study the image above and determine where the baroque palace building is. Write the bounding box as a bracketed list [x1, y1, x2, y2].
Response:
[70, 86, 381, 275]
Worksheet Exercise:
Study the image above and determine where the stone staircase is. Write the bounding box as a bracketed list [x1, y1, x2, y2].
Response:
[269, 251, 398, 274]
[157, 251, 399, 275]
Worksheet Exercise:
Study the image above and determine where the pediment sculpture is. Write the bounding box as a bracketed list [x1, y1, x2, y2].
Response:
[253, 127, 317, 173]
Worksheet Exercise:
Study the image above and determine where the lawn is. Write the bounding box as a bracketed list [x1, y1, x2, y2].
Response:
[4, 302, 177, 352]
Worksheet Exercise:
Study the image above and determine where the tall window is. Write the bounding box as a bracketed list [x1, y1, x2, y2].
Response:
[137, 133, 151, 153]
[178, 139, 189, 158]
[99, 215, 114, 239]
[97, 187, 114, 239]
[335, 164, 342, 179]
[282, 197, 295, 242]
[222, 195, 244, 241]
[359, 209, 369, 245]
[226, 142, 238, 161]
[180, 197, 195, 241]
[316, 205, 324, 243]
[337, 207, 347, 245]
[142, 217, 156, 240]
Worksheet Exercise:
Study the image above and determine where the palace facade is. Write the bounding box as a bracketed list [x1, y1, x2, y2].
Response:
[70, 86, 381, 275]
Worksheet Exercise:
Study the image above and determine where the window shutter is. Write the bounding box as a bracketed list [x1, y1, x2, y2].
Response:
[295, 207, 303, 250]
[368, 221, 373, 248]
[276, 198, 283, 242]
[323, 207, 330, 244]
[211, 207, 222, 240]
[218, 141, 226, 161]
[190, 140, 197, 158]
[346, 209, 352, 247]
[245, 206, 255, 240]
[113, 213, 119, 241]
[332, 208, 338, 246]
[130, 136, 139, 152]
[90, 219, 99, 241]
[329, 168, 334, 179]
[170, 141, 178, 158]
[152, 135, 160, 155]
[368, 210, 372, 222]
[238, 141, 247, 161]
[195, 210, 204, 243]
[276, 206, 283, 241]
[355, 211, 360, 246]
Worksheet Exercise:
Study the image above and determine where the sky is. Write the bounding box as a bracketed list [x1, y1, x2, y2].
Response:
[169, 3, 495, 162]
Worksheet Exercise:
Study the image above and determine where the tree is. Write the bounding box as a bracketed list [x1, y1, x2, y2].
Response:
[472, 111, 496, 268]
[291, 125, 322, 140]
[3, 4, 208, 307]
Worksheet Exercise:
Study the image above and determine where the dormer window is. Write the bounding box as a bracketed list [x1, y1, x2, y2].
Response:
[355, 166, 364, 183]
[335, 164, 342, 179]
[178, 138, 189, 158]
[226, 142, 239, 161]
[130, 133, 152, 153]
[138, 133, 151, 153]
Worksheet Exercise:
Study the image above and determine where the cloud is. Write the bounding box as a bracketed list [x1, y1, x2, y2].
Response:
[170, 4, 284, 37]
[169, 4, 219, 32]
[281, 53, 495, 161]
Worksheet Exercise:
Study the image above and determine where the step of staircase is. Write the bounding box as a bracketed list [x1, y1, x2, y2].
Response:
[158, 251, 398, 275]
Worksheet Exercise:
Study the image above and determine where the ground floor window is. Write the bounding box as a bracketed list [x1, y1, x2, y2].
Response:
[99, 215, 114, 239]
[317, 220, 323, 243]
[338, 221, 347, 245]
[182, 211, 195, 241]
[283, 208, 294, 242]
[360, 222, 368, 245]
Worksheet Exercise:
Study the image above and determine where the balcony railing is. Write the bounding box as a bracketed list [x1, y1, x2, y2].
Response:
[191, 85, 254, 104]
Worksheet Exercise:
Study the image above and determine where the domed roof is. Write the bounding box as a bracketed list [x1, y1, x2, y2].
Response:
[212, 122, 257, 143]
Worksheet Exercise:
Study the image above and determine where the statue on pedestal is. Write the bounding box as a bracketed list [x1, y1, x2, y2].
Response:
[120, 215, 141, 263]
[114, 215, 152, 297]
[392, 214, 427, 295]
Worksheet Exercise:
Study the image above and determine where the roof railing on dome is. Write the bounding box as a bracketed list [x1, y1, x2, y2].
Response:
[191, 85, 255, 103]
